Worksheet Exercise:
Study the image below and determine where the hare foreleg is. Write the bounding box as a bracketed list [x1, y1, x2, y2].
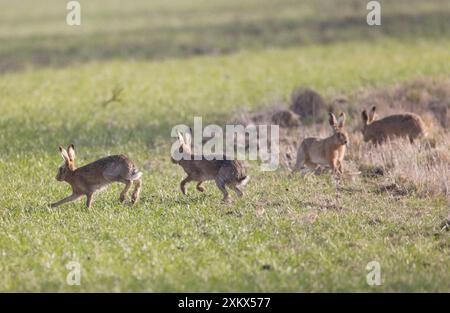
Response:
[330, 159, 341, 176]
[337, 161, 344, 174]
[51, 193, 82, 208]
[180, 176, 193, 195]
[86, 193, 94, 208]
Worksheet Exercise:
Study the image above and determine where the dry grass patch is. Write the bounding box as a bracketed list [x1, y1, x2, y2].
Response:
[237, 77, 450, 198]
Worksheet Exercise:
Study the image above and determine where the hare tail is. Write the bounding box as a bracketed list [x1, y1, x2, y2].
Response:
[237, 175, 250, 186]
[130, 170, 143, 181]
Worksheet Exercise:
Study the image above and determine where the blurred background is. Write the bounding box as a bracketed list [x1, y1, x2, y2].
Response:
[1, 0, 449, 73]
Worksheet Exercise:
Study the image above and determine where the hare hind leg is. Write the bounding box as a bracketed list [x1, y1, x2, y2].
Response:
[229, 183, 243, 198]
[215, 178, 230, 203]
[299, 159, 319, 176]
[131, 179, 142, 204]
[293, 148, 306, 173]
[294, 148, 317, 176]
[120, 180, 132, 203]
[196, 181, 206, 192]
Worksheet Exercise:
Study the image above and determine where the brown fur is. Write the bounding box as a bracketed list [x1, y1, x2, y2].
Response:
[51, 144, 142, 208]
[172, 131, 249, 203]
[361, 106, 426, 144]
[294, 112, 349, 175]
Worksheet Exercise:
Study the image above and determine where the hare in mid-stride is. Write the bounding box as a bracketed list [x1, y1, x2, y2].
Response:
[51, 144, 142, 208]
[294, 112, 349, 175]
[171, 131, 250, 203]
[361, 106, 426, 144]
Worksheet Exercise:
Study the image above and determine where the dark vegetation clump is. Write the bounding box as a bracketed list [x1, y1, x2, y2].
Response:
[290, 87, 329, 124]
[359, 164, 385, 178]
[271, 109, 301, 128]
[440, 218, 450, 232]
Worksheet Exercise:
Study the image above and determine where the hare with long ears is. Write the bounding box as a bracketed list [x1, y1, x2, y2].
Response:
[294, 112, 349, 175]
[361, 106, 426, 144]
[171, 131, 250, 203]
[51, 144, 142, 208]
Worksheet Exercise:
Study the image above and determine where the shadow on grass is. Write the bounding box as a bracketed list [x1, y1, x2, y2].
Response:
[0, 110, 233, 156]
[1, 10, 450, 73]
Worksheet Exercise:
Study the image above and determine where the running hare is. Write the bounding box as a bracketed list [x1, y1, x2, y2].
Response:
[361, 106, 426, 144]
[51, 144, 142, 208]
[294, 112, 348, 175]
[171, 131, 249, 203]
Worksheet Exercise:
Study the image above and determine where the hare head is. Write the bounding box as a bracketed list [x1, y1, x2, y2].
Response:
[171, 131, 192, 164]
[361, 106, 377, 140]
[56, 144, 76, 181]
[329, 112, 349, 146]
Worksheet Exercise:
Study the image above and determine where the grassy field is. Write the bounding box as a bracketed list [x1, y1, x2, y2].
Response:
[0, 0, 449, 292]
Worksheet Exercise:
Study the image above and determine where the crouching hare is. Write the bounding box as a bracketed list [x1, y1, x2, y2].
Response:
[294, 112, 348, 175]
[171, 131, 250, 203]
[51, 144, 142, 208]
[361, 106, 426, 144]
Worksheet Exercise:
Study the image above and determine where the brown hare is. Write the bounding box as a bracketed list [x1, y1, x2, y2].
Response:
[361, 106, 426, 144]
[51, 144, 142, 208]
[171, 131, 249, 203]
[294, 112, 348, 175]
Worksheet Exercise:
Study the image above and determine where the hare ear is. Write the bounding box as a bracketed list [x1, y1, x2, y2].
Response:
[328, 112, 337, 127]
[361, 110, 369, 124]
[369, 106, 376, 122]
[177, 131, 185, 144]
[184, 131, 192, 146]
[67, 144, 75, 161]
[59, 146, 69, 163]
[337, 112, 346, 128]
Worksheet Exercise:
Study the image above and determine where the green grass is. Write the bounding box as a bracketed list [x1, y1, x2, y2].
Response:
[2, 173, 448, 292]
[1, 37, 449, 291]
